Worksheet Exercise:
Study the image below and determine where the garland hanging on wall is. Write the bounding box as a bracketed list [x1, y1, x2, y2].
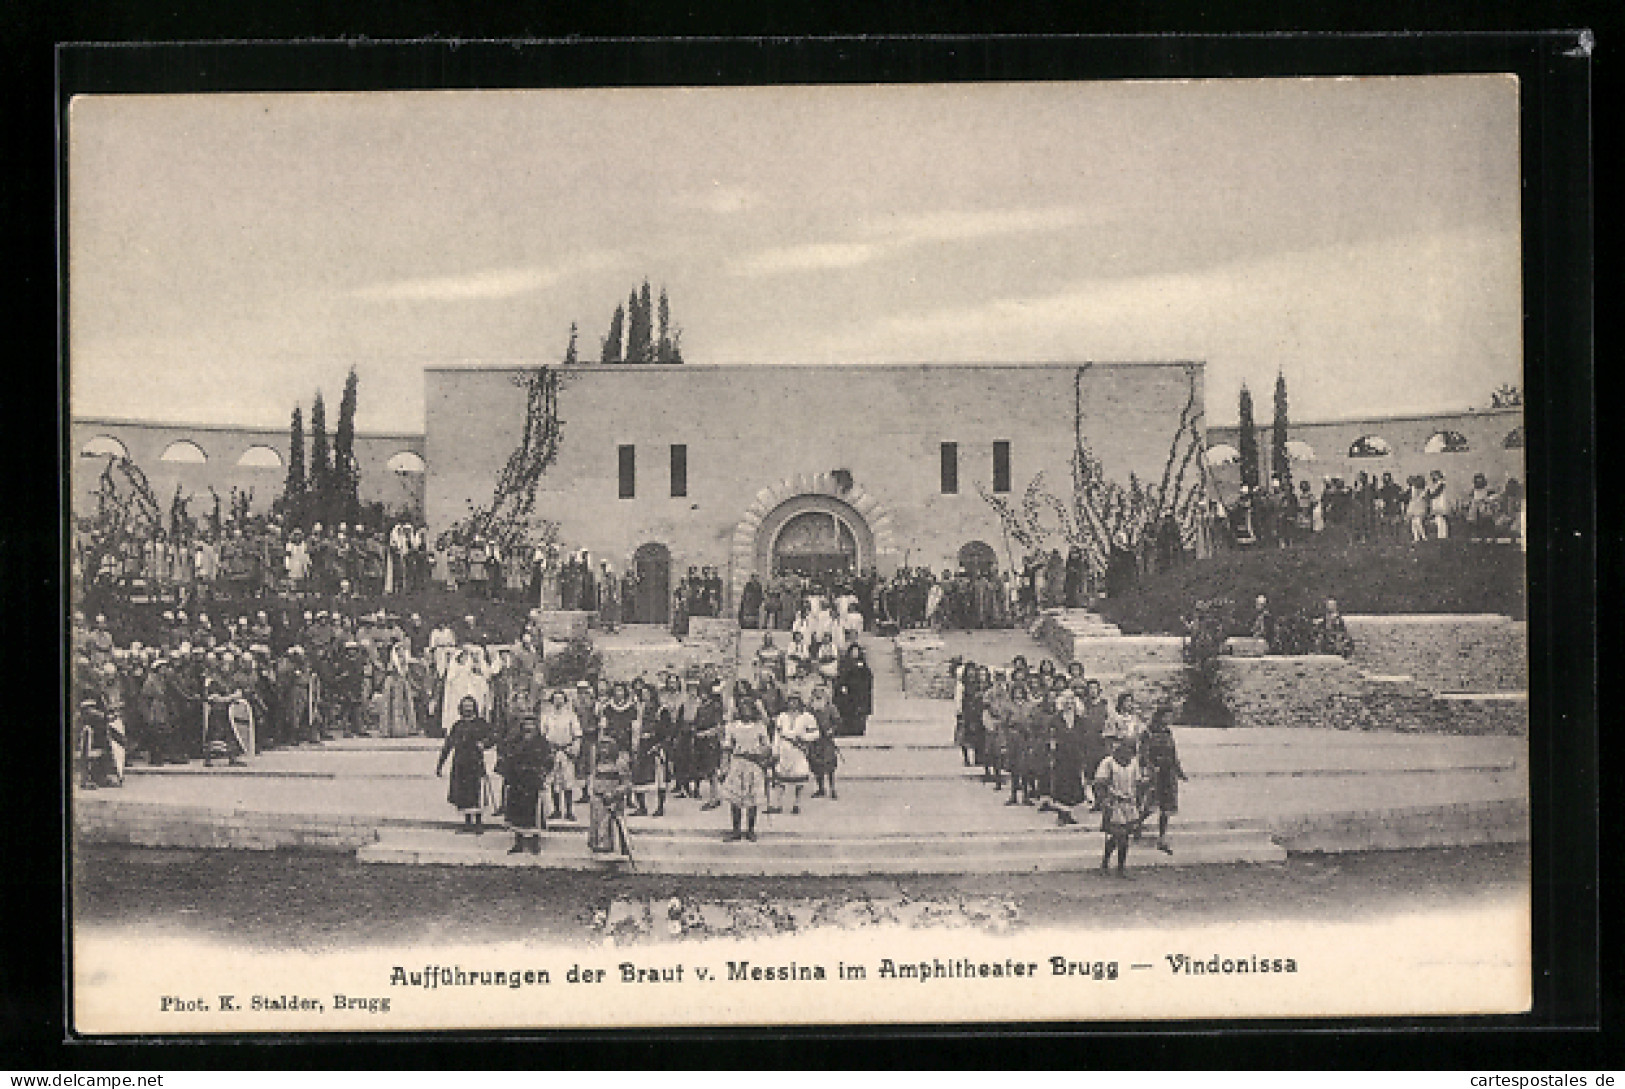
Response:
[449, 364, 569, 552]
[979, 363, 1209, 577]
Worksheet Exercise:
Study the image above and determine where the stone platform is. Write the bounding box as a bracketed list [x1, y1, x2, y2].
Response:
[72, 631, 1528, 875]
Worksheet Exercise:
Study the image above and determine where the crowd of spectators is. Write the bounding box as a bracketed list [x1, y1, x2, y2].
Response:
[1214, 470, 1524, 550]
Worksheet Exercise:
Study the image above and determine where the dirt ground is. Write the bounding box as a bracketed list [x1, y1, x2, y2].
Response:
[72, 843, 1529, 952]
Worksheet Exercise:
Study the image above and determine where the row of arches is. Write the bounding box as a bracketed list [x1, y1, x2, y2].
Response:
[1204, 427, 1523, 467]
[78, 434, 427, 473]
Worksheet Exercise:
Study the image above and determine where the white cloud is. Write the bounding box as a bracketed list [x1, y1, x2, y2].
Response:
[886, 206, 1094, 244]
[731, 242, 880, 276]
[817, 227, 1522, 420]
[350, 254, 618, 302]
[730, 205, 1093, 277]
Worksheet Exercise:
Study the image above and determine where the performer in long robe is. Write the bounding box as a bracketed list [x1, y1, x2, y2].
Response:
[1049, 687, 1089, 825]
[571, 680, 599, 804]
[807, 686, 841, 800]
[833, 645, 873, 737]
[502, 715, 552, 855]
[438, 646, 491, 736]
[1142, 705, 1187, 854]
[201, 673, 249, 767]
[381, 641, 418, 738]
[630, 684, 669, 817]
[435, 696, 491, 833]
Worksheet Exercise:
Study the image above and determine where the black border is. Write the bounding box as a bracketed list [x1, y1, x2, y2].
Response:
[11, 22, 1602, 1069]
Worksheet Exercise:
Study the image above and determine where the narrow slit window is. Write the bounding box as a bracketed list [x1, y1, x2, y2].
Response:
[618, 444, 636, 499]
[670, 444, 688, 498]
[940, 442, 959, 494]
[992, 440, 1011, 494]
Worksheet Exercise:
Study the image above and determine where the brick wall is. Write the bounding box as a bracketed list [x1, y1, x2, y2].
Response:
[74, 797, 380, 853]
[1431, 693, 1530, 735]
[597, 643, 730, 684]
[426, 362, 1202, 605]
[1208, 655, 1371, 729]
[1206, 654, 1526, 734]
[1344, 614, 1527, 693]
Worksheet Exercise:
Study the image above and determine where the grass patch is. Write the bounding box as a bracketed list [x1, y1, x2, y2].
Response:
[1096, 537, 1526, 635]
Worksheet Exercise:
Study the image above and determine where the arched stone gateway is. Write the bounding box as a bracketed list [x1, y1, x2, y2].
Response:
[728, 473, 899, 613]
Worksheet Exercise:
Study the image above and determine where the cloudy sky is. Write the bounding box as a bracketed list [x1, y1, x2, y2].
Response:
[69, 77, 1521, 433]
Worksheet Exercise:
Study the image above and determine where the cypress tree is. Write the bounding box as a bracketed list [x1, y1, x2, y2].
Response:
[625, 288, 649, 363]
[1237, 384, 1260, 492]
[656, 287, 673, 363]
[563, 322, 579, 366]
[335, 367, 361, 524]
[309, 391, 332, 527]
[600, 304, 624, 363]
[1272, 371, 1291, 490]
[636, 281, 654, 362]
[284, 405, 306, 525]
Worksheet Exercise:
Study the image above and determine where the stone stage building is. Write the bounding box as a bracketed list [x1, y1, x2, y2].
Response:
[1205, 405, 1525, 504]
[71, 416, 427, 522]
[425, 361, 1204, 621]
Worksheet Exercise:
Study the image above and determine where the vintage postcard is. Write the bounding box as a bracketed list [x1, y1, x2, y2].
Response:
[67, 74, 1533, 1033]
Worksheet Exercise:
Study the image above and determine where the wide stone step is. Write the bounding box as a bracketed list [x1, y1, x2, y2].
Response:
[356, 822, 1286, 873]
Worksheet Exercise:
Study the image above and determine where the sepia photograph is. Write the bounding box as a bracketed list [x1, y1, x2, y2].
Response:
[66, 71, 1538, 1033]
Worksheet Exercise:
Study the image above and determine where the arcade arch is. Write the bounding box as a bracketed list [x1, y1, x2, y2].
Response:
[1424, 430, 1471, 455]
[388, 451, 427, 474]
[160, 439, 208, 464]
[237, 445, 283, 469]
[80, 435, 128, 459]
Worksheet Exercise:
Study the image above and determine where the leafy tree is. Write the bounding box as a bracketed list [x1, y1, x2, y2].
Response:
[600, 304, 624, 363]
[1237, 384, 1260, 492]
[282, 404, 306, 524]
[309, 391, 332, 526]
[1491, 383, 1523, 408]
[334, 367, 362, 524]
[1271, 371, 1291, 490]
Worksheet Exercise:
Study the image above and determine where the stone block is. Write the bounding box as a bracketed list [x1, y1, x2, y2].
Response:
[1430, 693, 1529, 735]
[534, 610, 593, 641]
[1222, 637, 1271, 658]
[1344, 614, 1527, 693]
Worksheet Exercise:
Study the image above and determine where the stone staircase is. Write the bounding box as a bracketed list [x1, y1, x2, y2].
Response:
[355, 817, 1286, 875]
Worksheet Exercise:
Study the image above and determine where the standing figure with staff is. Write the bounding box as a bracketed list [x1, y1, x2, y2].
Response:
[587, 720, 633, 857]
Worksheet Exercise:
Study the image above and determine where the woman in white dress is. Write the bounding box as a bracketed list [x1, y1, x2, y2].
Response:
[769, 695, 817, 815]
[439, 646, 491, 737]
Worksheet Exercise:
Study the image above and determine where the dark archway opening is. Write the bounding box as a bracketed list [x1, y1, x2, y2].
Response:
[958, 540, 999, 578]
[631, 542, 671, 625]
[772, 510, 858, 580]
